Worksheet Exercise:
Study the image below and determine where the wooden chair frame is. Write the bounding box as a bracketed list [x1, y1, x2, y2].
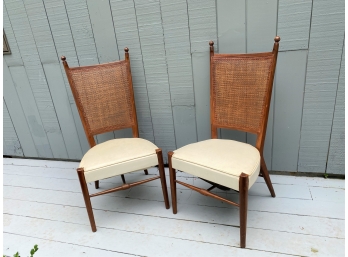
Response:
[168, 37, 280, 248]
[61, 48, 170, 232]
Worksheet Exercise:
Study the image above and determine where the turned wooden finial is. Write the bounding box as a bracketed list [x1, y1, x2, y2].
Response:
[209, 41, 214, 47]
[124, 47, 129, 53]
[274, 36, 281, 42]
[61, 56, 66, 61]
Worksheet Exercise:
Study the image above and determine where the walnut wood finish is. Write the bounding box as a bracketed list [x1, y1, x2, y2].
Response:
[239, 173, 249, 248]
[168, 151, 177, 214]
[63, 49, 170, 232]
[169, 37, 280, 248]
[77, 168, 96, 232]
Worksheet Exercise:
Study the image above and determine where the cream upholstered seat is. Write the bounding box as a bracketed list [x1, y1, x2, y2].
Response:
[172, 139, 260, 191]
[80, 138, 158, 183]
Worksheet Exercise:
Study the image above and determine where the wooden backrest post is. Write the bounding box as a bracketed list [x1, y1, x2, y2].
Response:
[209, 41, 217, 139]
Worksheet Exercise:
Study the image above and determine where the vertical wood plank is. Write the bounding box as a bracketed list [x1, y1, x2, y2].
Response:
[3, 3, 23, 67]
[24, 0, 83, 159]
[4, 62, 38, 157]
[246, 0, 277, 53]
[172, 106, 197, 149]
[217, 0, 246, 142]
[43, 0, 90, 154]
[109, 0, 155, 143]
[272, 50, 308, 171]
[8, 66, 53, 158]
[134, 0, 176, 160]
[298, 0, 344, 173]
[160, 0, 197, 146]
[246, 0, 277, 169]
[3, 100, 24, 157]
[188, 0, 217, 141]
[5, 0, 68, 159]
[277, 0, 312, 51]
[326, 45, 345, 174]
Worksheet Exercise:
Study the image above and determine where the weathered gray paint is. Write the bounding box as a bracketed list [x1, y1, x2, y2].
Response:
[3, 0, 345, 175]
[327, 45, 345, 174]
[272, 50, 308, 171]
[298, 0, 345, 173]
[3, 100, 24, 157]
[277, 0, 312, 51]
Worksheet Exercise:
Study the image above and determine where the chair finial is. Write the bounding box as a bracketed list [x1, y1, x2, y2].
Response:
[124, 47, 129, 53]
[209, 41, 214, 47]
[274, 36, 280, 42]
[61, 56, 66, 61]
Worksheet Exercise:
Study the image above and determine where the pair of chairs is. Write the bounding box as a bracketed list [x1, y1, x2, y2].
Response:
[61, 36, 280, 248]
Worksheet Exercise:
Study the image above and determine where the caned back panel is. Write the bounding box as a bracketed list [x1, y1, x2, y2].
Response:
[211, 54, 274, 133]
[68, 61, 134, 135]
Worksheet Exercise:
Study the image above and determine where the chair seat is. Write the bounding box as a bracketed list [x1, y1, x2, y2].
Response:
[172, 139, 260, 191]
[80, 138, 158, 182]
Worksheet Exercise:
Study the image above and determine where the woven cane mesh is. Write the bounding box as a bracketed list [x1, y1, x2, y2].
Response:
[69, 61, 134, 135]
[212, 54, 274, 133]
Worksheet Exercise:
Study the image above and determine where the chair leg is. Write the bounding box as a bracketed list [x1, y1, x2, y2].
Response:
[94, 180, 99, 189]
[144, 169, 149, 175]
[156, 149, 170, 209]
[261, 157, 276, 197]
[239, 172, 249, 248]
[77, 168, 97, 232]
[121, 175, 126, 184]
[168, 151, 177, 214]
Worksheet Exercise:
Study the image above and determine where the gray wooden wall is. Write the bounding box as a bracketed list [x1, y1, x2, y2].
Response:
[3, 0, 345, 174]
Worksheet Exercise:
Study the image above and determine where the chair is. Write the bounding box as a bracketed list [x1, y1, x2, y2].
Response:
[61, 48, 170, 232]
[168, 37, 280, 248]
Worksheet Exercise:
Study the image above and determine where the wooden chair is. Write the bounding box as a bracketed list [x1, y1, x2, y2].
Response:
[168, 37, 280, 248]
[61, 48, 170, 232]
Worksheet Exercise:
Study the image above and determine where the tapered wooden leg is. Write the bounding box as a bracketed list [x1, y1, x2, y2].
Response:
[239, 172, 249, 248]
[261, 157, 276, 197]
[121, 175, 126, 184]
[77, 168, 97, 232]
[144, 169, 149, 175]
[94, 180, 99, 189]
[156, 149, 170, 209]
[168, 151, 177, 214]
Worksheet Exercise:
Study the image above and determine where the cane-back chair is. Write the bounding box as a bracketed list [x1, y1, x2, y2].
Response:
[61, 48, 170, 232]
[168, 37, 280, 248]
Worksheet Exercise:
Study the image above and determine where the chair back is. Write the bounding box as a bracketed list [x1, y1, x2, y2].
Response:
[209, 37, 280, 152]
[61, 48, 138, 147]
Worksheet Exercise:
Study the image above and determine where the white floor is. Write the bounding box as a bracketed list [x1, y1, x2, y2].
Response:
[3, 158, 345, 257]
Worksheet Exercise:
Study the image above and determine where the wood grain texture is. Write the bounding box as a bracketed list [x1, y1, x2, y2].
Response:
[298, 0, 345, 173]
[3, 100, 24, 157]
[217, 0, 246, 142]
[3, 61, 38, 157]
[188, 0, 217, 141]
[327, 45, 345, 174]
[134, 0, 176, 159]
[110, 0, 154, 142]
[272, 50, 307, 171]
[277, 0, 312, 51]
[43, 0, 90, 154]
[5, 0, 67, 159]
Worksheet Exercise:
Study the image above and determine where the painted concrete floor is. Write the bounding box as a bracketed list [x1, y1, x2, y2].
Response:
[3, 158, 345, 257]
